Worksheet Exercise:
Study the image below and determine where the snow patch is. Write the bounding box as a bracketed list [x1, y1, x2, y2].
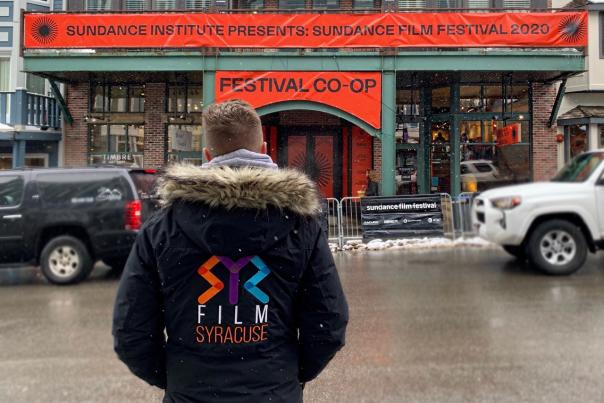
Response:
[329, 237, 496, 253]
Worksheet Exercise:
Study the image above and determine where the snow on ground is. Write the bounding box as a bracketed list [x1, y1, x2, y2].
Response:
[329, 237, 496, 253]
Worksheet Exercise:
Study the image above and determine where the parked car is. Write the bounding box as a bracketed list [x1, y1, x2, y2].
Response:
[472, 150, 604, 275]
[0, 167, 159, 284]
[461, 160, 501, 192]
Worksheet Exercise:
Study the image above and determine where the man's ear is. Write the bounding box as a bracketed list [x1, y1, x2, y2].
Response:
[261, 142, 267, 155]
[203, 147, 212, 162]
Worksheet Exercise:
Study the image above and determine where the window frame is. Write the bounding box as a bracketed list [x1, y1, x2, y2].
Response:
[165, 83, 203, 114]
[165, 123, 204, 163]
[88, 124, 146, 165]
[89, 83, 146, 114]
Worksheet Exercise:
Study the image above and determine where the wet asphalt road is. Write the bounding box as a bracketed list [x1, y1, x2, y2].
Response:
[1, 248, 604, 403]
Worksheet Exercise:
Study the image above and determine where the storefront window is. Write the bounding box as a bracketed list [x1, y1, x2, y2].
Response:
[396, 149, 418, 195]
[89, 125, 108, 153]
[168, 86, 186, 113]
[460, 84, 528, 114]
[508, 85, 529, 113]
[430, 121, 451, 193]
[168, 84, 203, 114]
[110, 86, 128, 112]
[484, 85, 503, 113]
[395, 122, 420, 145]
[459, 119, 529, 192]
[109, 125, 127, 153]
[431, 87, 451, 114]
[396, 89, 420, 117]
[89, 124, 145, 167]
[167, 125, 203, 164]
[91, 84, 145, 113]
[92, 85, 107, 113]
[129, 86, 145, 113]
[187, 86, 203, 113]
[568, 125, 588, 159]
[460, 86, 482, 113]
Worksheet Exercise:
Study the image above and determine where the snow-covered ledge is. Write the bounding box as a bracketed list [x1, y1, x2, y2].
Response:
[330, 237, 496, 253]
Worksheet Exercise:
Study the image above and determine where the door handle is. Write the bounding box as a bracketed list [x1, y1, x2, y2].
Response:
[2, 214, 22, 220]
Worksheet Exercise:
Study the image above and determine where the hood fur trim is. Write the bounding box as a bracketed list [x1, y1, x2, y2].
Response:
[158, 164, 321, 216]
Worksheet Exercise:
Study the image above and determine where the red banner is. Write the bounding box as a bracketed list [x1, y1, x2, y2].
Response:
[215, 71, 382, 129]
[496, 123, 521, 146]
[24, 12, 587, 49]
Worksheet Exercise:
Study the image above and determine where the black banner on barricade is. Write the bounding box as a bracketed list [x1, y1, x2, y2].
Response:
[360, 195, 444, 239]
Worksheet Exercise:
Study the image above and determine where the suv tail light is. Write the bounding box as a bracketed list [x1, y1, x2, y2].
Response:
[125, 200, 142, 230]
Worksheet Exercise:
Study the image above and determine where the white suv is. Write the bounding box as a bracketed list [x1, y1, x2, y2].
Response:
[473, 150, 604, 275]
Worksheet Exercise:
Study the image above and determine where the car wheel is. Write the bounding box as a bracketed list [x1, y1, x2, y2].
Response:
[40, 236, 93, 285]
[502, 245, 526, 260]
[527, 220, 587, 275]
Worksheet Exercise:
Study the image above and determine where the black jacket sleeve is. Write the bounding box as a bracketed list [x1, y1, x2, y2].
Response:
[296, 225, 349, 383]
[112, 226, 167, 389]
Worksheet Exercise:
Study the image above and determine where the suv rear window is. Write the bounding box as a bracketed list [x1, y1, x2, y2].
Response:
[474, 163, 493, 173]
[0, 175, 24, 207]
[36, 171, 133, 207]
[129, 170, 158, 200]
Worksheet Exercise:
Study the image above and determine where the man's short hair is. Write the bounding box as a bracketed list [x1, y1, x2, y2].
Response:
[203, 100, 263, 157]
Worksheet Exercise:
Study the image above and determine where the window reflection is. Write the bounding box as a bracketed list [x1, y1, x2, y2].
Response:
[459, 120, 529, 192]
[431, 87, 450, 114]
[569, 125, 588, 159]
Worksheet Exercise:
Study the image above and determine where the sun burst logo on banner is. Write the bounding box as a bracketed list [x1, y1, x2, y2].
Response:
[558, 15, 586, 43]
[30, 17, 58, 45]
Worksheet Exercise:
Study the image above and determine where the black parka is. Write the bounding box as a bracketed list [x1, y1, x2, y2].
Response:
[112, 164, 349, 403]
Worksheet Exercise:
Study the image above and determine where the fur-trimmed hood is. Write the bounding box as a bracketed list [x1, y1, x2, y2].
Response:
[158, 164, 320, 217]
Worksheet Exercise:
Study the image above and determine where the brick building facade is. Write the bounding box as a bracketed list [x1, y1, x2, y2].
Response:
[21, 5, 584, 197]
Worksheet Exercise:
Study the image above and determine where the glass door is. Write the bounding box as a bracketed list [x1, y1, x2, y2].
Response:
[429, 121, 451, 194]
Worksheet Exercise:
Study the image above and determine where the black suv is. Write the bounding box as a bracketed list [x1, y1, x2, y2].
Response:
[0, 167, 158, 284]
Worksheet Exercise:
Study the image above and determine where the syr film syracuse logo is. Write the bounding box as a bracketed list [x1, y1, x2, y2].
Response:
[558, 14, 587, 43]
[195, 255, 272, 344]
[29, 16, 58, 45]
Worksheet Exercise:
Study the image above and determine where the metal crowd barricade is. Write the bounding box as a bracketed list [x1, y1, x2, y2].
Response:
[338, 196, 363, 247]
[439, 193, 455, 239]
[324, 198, 341, 245]
[452, 192, 478, 238]
[324, 193, 478, 250]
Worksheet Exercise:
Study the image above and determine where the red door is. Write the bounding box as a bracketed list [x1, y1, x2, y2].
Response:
[281, 130, 338, 198]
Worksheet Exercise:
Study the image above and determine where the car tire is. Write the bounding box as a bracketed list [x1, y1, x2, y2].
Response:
[527, 219, 587, 276]
[502, 245, 526, 260]
[40, 236, 93, 285]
